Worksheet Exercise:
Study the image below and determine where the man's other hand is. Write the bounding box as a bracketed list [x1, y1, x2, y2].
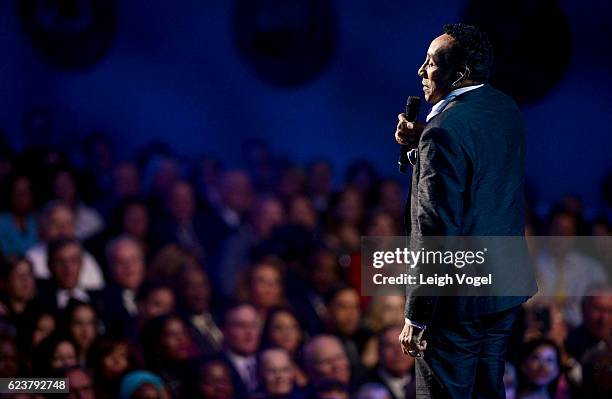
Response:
[399, 319, 427, 358]
[395, 113, 425, 147]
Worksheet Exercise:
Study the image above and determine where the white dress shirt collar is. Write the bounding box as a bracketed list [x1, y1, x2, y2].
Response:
[426, 84, 484, 122]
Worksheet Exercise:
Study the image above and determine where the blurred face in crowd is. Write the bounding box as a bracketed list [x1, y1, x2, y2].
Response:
[251, 197, 285, 239]
[132, 383, 170, 399]
[168, 181, 195, 225]
[5, 259, 36, 303]
[42, 205, 75, 241]
[260, 349, 294, 396]
[335, 187, 364, 226]
[268, 310, 302, 354]
[114, 162, 140, 198]
[199, 360, 234, 399]
[70, 305, 97, 351]
[123, 203, 149, 240]
[305, 335, 350, 384]
[220, 171, 254, 215]
[547, 212, 577, 257]
[223, 304, 261, 356]
[0, 339, 19, 378]
[53, 171, 77, 205]
[250, 263, 283, 310]
[102, 343, 129, 379]
[110, 239, 145, 291]
[366, 212, 397, 236]
[51, 340, 78, 370]
[160, 318, 192, 362]
[379, 327, 414, 377]
[140, 288, 175, 321]
[180, 267, 210, 314]
[327, 288, 361, 336]
[50, 243, 83, 289]
[10, 177, 34, 215]
[308, 161, 332, 195]
[521, 344, 559, 388]
[66, 368, 95, 399]
[584, 292, 612, 340]
[310, 251, 340, 294]
[378, 179, 403, 212]
[378, 296, 406, 327]
[289, 195, 317, 230]
[32, 313, 56, 346]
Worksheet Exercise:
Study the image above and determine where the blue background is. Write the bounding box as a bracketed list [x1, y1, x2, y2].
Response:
[0, 0, 610, 207]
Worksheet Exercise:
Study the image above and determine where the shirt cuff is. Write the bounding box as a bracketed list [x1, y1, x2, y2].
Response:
[405, 318, 427, 330]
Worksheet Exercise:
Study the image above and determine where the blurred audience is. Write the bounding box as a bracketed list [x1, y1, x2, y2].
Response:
[0, 135, 609, 399]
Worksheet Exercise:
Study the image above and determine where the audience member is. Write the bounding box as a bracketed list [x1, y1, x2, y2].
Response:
[87, 335, 136, 399]
[140, 314, 198, 398]
[63, 365, 96, 399]
[534, 207, 608, 326]
[175, 265, 222, 356]
[260, 306, 308, 387]
[27, 201, 104, 290]
[92, 236, 145, 333]
[566, 285, 612, 361]
[218, 302, 262, 397]
[517, 338, 562, 399]
[196, 359, 235, 399]
[371, 326, 416, 399]
[36, 238, 96, 311]
[0, 174, 37, 255]
[256, 348, 299, 398]
[118, 370, 171, 399]
[303, 335, 351, 387]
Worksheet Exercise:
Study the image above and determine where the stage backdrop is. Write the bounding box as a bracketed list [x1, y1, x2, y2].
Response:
[0, 0, 610, 207]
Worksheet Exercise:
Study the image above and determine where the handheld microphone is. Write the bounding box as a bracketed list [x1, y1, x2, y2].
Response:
[398, 96, 421, 173]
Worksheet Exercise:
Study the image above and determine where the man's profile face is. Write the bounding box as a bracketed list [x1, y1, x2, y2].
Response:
[418, 34, 456, 105]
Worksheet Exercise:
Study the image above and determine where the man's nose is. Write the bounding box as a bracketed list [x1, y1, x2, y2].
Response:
[417, 64, 425, 78]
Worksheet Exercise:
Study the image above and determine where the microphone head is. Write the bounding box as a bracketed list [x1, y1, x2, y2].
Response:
[405, 96, 421, 121]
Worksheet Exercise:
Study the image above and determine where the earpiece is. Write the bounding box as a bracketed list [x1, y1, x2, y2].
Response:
[451, 66, 471, 88]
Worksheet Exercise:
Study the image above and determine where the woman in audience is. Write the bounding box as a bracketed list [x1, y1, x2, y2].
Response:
[238, 256, 287, 319]
[0, 256, 40, 334]
[87, 335, 137, 399]
[31, 333, 79, 376]
[0, 174, 38, 255]
[140, 314, 198, 398]
[360, 294, 406, 369]
[517, 338, 563, 399]
[63, 301, 100, 364]
[261, 306, 308, 387]
[195, 359, 235, 399]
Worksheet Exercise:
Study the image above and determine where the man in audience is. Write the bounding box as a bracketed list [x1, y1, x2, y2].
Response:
[324, 285, 370, 383]
[136, 283, 176, 323]
[535, 207, 608, 326]
[218, 301, 262, 398]
[201, 170, 254, 263]
[63, 365, 96, 399]
[303, 335, 352, 388]
[257, 348, 297, 397]
[91, 235, 145, 333]
[371, 325, 416, 399]
[37, 237, 94, 311]
[566, 284, 612, 361]
[27, 200, 104, 290]
[175, 265, 223, 356]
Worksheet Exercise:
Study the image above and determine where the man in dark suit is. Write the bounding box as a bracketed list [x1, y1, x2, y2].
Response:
[395, 24, 537, 397]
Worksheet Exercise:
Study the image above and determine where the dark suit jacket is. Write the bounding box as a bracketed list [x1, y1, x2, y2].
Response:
[404, 84, 537, 325]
